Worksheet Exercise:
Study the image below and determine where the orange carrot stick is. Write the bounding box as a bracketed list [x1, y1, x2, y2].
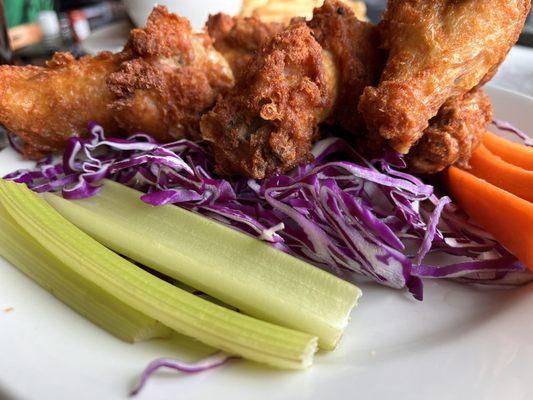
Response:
[468, 144, 533, 203]
[483, 131, 533, 171]
[444, 166, 533, 271]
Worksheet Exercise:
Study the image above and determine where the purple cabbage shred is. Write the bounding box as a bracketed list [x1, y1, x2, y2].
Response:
[492, 119, 533, 146]
[130, 352, 236, 396]
[5, 123, 532, 301]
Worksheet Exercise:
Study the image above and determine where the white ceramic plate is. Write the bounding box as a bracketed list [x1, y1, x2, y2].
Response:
[0, 85, 532, 400]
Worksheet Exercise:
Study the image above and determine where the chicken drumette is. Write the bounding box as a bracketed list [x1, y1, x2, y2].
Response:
[358, 0, 530, 155]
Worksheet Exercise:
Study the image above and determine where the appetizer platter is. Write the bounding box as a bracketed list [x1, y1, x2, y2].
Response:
[0, 0, 532, 399]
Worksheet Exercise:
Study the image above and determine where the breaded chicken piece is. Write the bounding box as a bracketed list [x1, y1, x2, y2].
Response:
[201, 21, 334, 179]
[108, 6, 234, 143]
[0, 6, 234, 158]
[359, 0, 531, 154]
[201, 0, 382, 179]
[407, 89, 493, 174]
[0, 52, 123, 159]
[206, 13, 285, 80]
[307, 0, 383, 132]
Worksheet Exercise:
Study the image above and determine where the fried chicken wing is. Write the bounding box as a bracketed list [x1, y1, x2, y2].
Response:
[359, 0, 531, 154]
[407, 89, 493, 174]
[207, 13, 284, 80]
[201, 21, 334, 179]
[106, 6, 234, 143]
[0, 52, 123, 158]
[201, 0, 382, 178]
[0, 6, 234, 158]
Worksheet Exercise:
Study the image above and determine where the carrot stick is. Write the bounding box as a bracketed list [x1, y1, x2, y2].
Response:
[483, 131, 533, 171]
[444, 166, 533, 271]
[468, 144, 533, 203]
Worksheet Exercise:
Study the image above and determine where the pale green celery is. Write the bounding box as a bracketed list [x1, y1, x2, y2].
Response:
[0, 206, 172, 343]
[45, 180, 362, 350]
[0, 180, 317, 369]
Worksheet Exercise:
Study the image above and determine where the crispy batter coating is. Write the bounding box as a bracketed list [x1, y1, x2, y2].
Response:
[307, 0, 383, 132]
[0, 6, 235, 158]
[359, 0, 531, 154]
[407, 89, 493, 174]
[0, 52, 123, 159]
[107, 6, 234, 142]
[207, 13, 285, 80]
[200, 22, 333, 179]
[201, 0, 383, 178]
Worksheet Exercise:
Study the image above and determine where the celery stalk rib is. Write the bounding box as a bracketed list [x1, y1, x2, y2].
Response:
[0, 207, 171, 342]
[0, 180, 317, 369]
[45, 180, 361, 350]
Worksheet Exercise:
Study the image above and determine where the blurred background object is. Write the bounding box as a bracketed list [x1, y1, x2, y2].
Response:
[123, 0, 241, 29]
[0, 0, 10, 150]
[0, 0, 11, 63]
[240, 0, 366, 23]
[364, 0, 385, 22]
[2, 0, 127, 63]
[519, 9, 533, 47]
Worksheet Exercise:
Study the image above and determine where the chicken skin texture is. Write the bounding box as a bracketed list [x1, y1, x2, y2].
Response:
[201, 22, 334, 179]
[206, 13, 285, 80]
[407, 89, 493, 174]
[107, 6, 234, 143]
[358, 0, 531, 154]
[0, 52, 123, 159]
[0, 6, 234, 158]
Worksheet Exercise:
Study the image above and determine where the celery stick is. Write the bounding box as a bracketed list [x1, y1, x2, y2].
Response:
[45, 180, 361, 350]
[0, 206, 172, 342]
[0, 180, 317, 369]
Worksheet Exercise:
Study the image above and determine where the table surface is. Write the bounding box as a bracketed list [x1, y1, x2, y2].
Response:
[492, 45, 533, 98]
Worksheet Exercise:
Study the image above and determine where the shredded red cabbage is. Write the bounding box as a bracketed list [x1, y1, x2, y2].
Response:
[5, 123, 531, 300]
[131, 352, 236, 396]
[492, 118, 533, 146]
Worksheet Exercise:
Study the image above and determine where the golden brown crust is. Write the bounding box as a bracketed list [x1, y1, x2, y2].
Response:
[125, 6, 193, 59]
[307, 0, 383, 133]
[107, 6, 235, 142]
[207, 13, 285, 80]
[0, 51, 123, 159]
[200, 22, 332, 179]
[359, 0, 531, 154]
[407, 89, 493, 174]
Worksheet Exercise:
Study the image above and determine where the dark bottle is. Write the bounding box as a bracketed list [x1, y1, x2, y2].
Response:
[0, 0, 10, 150]
[0, 0, 12, 65]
